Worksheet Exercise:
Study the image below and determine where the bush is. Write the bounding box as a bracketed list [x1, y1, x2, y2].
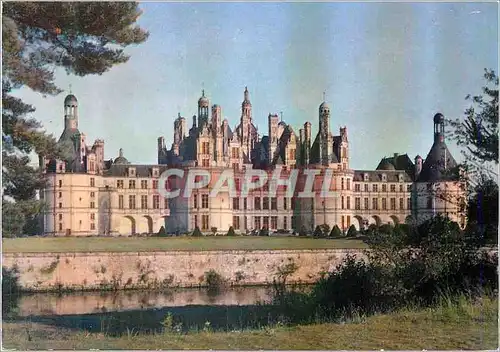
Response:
[204, 269, 225, 290]
[313, 226, 324, 238]
[329, 225, 342, 237]
[226, 226, 236, 236]
[320, 224, 330, 237]
[191, 226, 203, 237]
[259, 227, 269, 236]
[157, 226, 167, 237]
[210, 227, 217, 236]
[299, 225, 308, 236]
[346, 224, 357, 237]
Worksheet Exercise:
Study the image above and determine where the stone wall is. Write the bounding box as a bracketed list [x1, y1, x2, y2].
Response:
[2, 249, 364, 292]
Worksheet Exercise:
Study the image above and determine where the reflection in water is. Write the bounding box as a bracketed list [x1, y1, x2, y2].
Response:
[3, 286, 284, 335]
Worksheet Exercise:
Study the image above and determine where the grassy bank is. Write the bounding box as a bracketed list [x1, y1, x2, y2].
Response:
[2, 236, 366, 253]
[2, 296, 497, 350]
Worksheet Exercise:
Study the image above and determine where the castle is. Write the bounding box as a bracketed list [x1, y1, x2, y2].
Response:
[40, 88, 467, 236]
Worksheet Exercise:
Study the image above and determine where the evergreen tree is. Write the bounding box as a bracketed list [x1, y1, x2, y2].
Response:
[226, 226, 236, 236]
[2, 3, 148, 236]
[313, 225, 324, 238]
[346, 224, 357, 237]
[330, 225, 342, 238]
[157, 226, 167, 237]
[192, 226, 203, 237]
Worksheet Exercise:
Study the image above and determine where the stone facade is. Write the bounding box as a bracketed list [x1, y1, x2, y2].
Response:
[40, 91, 466, 236]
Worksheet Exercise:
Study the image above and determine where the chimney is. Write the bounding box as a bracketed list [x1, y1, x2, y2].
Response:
[415, 155, 423, 179]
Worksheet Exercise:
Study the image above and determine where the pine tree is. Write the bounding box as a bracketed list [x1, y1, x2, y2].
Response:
[226, 226, 236, 236]
[330, 225, 342, 238]
[192, 226, 203, 237]
[346, 224, 357, 238]
[2, 3, 148, 236]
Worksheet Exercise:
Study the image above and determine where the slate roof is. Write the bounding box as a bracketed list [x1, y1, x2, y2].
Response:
[417, 141, 459, 182]
[376, 154, 415, 177]
[103, 164, 169, 177]
[353, 170, 413, 182]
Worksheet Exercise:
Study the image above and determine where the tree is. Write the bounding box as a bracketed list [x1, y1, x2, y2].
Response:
[2, 3, 148, 236]
[329, 225, 342, 238]
[346, 224, 357, 238]
[449, 69, 498, 176]
[466, 177, 498, 244]
[157, 226, 167, 237]
[226, 226, 236, 236]
[191, 226, 203, 237]
[313, 226, 324, 238]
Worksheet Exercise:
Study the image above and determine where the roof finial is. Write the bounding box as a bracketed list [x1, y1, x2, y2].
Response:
[280, 111, 283, 122]
[119, 148, 123, 157]
[69, 84, 72, 94]
[323, 91, 326, 102]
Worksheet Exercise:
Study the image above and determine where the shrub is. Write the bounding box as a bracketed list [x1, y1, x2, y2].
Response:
[313, 225, 324, 238]
[157, 226, 167, 237]
[346, 224, 357, 237]
[320, 224, 330, 237]
[191, 226, 203, 237]
[330, 225, 342, 237]
[210, 227, 217, 236]
[259, 227, 269, 236]
[299, 225, 308, 236]
[226, 226, 236, 236]
[204, 269, 225, 290]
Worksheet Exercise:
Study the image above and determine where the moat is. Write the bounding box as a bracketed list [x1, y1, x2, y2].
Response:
[2, 286, 289, 335]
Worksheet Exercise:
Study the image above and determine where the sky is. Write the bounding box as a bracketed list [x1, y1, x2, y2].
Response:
[14, 2, 498, 170]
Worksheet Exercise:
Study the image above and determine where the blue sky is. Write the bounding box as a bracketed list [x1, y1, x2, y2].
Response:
[15, 2, 498, 169]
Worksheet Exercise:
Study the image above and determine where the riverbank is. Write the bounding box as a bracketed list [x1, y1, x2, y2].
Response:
[2, 236, 367, 253]
[3, 295, 497, 350]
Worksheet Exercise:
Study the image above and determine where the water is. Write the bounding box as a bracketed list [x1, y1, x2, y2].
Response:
[3, 286, 284, 336]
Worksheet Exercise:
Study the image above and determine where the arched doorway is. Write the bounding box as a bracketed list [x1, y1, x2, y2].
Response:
[143, 215, 153, 234]
[371, 215, 382, 227]
[354, 215, 365, 231]
[389, 215, 399, 226]
[120, 216, 136, 236]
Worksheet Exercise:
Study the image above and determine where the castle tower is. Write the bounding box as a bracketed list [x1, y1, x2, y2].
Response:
[198, 90, 209, 129]
[64, 93, 78, 130]
[212, 105, 223, 163]
[304, 121, 312, 165]
[433, 112, 445, 143]
[339, 126, 349, 169]
[268, 113, 279, 164]
[240, 87, 252, 156]
[319, 101, 331, 165]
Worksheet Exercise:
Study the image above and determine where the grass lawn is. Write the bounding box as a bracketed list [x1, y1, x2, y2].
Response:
[2, 296, 497, 350]
[2, 236, 367, 253]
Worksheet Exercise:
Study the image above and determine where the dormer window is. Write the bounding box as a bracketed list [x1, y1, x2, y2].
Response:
[364, 174, 369, 182]
[399, 174, 404, 182]
[128, 167, 136, 177]
[152, 167, 159, 177]
[382, 174, 387, 182]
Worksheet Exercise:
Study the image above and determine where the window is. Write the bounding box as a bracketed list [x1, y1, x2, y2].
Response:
[233, 198, 240, 210]
[90, 192, 95, 198]
[390, 184, 396, 192]
[382, 184, 387, 192]
[202, 194, 209, 208]
[364, 197, 369, 210]
[407, 198, 411, 210]
[59, 192, 62, 198]
[141, 180, 148, 189]
[90, 201, 95, 209]
[202, 142, 210, 154]
[255, 197, 261, 210]
[399, 184, 404, 192]
[117, 180, 124, 188]
[90, 178, 95, 187]
[232, 147, 239, 159]
[233, 216, 240, 229]
[347, 196, 351, 209]
[164, 198, 169, 209]
[90, 213, 95, 220]
[128, 180, 136, 189]
[235, 179, 241, 191]
[59, 202, 62, 208]
[382, 198, 387, 210]
[202, 215, 209, 230]
[341, 216, 345, 230]
[263, 197, 269, 210]
[243, 198, 247, 210]
[141, 195, 148, 209]
[59, 180, 62, 188]
[129, 195, 136, 209]
[347, 178, 351, 190]
[382, 174, 387, 182]
[347, 215, 351, 228]
[271, 216, 278, 229]
[59, 223, 63, 231]
[399, 198, 404, 210]
[372, 198, 378, 210]
[373, 184, 378, 192]
[390, 198, 396, 210]
[271, 197, 277, 210]
[283, 198, 287, 210]
[153, 180, 158, 189]
[341, 196, 345, 209]
[364, 184, 369, 192]
[194, 194, 198, 208]
[341, 178, 345, 190]
[202, 159, 209, 167]
[119, 195, 124, 209]
[91, 223, 95, 230]
[194, 215, 198, 227]
[283, 216, 288, 230]
[254, 217, 261, 230]
[58, 214, 62, 220]
[244, 216, 248, 230]
[263, 216, 269, 229]
[355, 197, 361, 210]
[355, 184, 360, 192]
[427, 197, 433, 209]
